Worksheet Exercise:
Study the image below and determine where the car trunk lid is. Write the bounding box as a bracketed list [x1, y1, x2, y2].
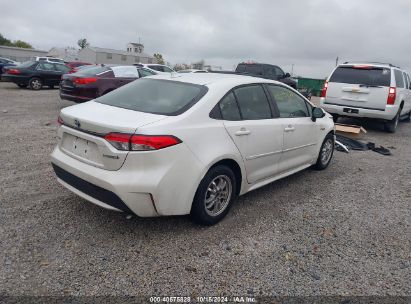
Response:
[58, 101, 167, 170]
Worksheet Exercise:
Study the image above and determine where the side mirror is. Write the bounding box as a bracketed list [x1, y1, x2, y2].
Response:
[312, 107, 325, 122]
[284, 72, 291, 78]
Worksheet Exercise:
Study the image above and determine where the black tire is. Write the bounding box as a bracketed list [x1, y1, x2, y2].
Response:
[384, 109, 400, 133]
[29, 77, 43, 90]
[191, 165, 237, 225]
[17, 84, 26, 88]
[402, 111, 411, 122]
[331, 114, 339, 123]
[314, 133, 334, 170]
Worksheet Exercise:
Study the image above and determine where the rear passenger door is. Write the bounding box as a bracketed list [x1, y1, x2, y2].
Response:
[36, 62, 61, 85]
[394, 69, 407, 115]
[266, 85, 318, 173]
[221, 85, 284, 184]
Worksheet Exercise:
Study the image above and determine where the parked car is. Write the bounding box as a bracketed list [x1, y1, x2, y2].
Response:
[0, 57, 17, 74]
[178, 69, 208, 73]
[66, 61, 92, 74]
[320, 62, 411, 133]
[51, 73, 334, 225]
[235, 62, 297, 89]
[134, 63, 175, 74]
[2, 61, 70, 89]
[60, 65, 157, 103]
[35, 56, 65, 64]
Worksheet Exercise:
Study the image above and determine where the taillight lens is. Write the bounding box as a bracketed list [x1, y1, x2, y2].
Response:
[387, 87, 396, 105]
[104, 133, 181, 151]
[73, 77, 97, 85]
[130, 135, 181, 151]
[320, 81, 328, 98]
[7, 69, 20, 75]
[57, 115, 64, 126]
[104, 133, 132, 151]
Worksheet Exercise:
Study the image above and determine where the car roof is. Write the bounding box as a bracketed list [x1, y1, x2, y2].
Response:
[148, 72, 282, 86]
[339, 62, 401, 69]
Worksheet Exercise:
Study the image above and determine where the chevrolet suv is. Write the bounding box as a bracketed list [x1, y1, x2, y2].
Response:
[320, 62, 411, 133]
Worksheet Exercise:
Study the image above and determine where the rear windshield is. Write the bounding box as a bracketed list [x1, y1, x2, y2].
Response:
[329, 66, 391, 87]
[76, 66, 110, 75]
[236, 64, 262, 75]
[96, 79, 207, 115]
[17, 61, 36, 68]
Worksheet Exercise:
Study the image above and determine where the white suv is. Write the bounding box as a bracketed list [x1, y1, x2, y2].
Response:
[320, 62, 411, 132]
[35, 56, 65, 64]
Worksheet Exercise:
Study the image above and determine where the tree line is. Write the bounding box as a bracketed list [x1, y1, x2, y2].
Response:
[0, 33, 33, 49]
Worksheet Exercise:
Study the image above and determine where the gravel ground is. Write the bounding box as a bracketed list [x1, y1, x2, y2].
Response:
[0, 82, 410, 299]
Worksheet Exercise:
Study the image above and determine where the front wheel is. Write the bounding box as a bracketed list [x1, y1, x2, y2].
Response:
[191, 165, 237, 225]
[29, 77, 43, 90]
[314, 133, 334, 170]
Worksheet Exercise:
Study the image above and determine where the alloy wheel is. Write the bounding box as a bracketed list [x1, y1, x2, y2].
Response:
[204, 175, 232, 217]
[321, 139, 333, 165]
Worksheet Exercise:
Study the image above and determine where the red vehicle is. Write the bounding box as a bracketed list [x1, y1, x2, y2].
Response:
[59, 65, 157, 103]
[65, 61, 92, 74]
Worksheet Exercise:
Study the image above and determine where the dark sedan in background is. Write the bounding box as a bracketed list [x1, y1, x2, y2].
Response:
[0, 57, 17, 75]
[59, 65, 156, 103]
[2, 61, 70, 89]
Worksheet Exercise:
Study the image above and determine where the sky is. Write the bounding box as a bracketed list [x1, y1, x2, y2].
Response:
[1, 0, 410, 78]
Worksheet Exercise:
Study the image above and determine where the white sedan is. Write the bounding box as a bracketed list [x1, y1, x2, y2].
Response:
[51, 73, 335, 225]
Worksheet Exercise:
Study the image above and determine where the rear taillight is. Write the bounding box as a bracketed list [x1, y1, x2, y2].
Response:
[130, 135, 181, 151]
[104, 133, 181, 151]
[387, 87, 396, 105]
[57, 115, 64, 126]
[7, 69, 20, 75]
[320, 81, 328, 98]
[73, 77, 97, 85]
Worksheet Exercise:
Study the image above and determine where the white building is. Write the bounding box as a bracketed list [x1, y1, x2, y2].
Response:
[47, 47, 78, 62]
[78, 43, 156, 65]
[0, 45, 47, 62]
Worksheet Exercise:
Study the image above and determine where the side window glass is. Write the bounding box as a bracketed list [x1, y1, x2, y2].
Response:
[274, 67, 284, 78]
[54, 64, 69, 73]
[234, 85, 272, 120]
[37, 62, 55, 71]
[394, 70, 405, 88]
[268, 85, 309, 118]
[402, 72, 409, 89]
[219, 92, 241, 121]
[139, 68, 155, 77]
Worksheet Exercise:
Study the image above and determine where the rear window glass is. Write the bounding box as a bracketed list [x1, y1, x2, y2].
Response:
[17, 61, 36, 68]
[242, 65, 263, 76]
[329, 66, 391, 87]
[76, 66, 110, 75]
[96, 79, 207, 115]
[394, 69, 405, 88]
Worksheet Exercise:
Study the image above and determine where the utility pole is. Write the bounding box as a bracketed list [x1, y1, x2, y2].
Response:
[291, 64, 294, 76]
[335, 56, 339, 67]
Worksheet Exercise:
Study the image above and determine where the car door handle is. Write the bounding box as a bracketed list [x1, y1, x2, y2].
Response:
[235, 129, 251, 136]
[284, 126, 295, 132]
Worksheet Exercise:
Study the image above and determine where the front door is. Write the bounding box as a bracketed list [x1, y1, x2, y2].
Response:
[219, 85, 283, 184]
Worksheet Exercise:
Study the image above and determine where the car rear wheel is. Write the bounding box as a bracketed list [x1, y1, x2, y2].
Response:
[315, 133, 334, 170]
[29, 77, 43, 90]
[384, 109, 400, 133]
[191, 165, 237, 225]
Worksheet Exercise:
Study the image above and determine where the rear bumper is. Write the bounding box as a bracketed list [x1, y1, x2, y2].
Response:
[50, 141, 204, 217]
[320, 98, 399, 121]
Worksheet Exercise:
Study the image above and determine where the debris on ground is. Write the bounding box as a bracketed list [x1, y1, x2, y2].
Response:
[335, 123, 367, 138]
